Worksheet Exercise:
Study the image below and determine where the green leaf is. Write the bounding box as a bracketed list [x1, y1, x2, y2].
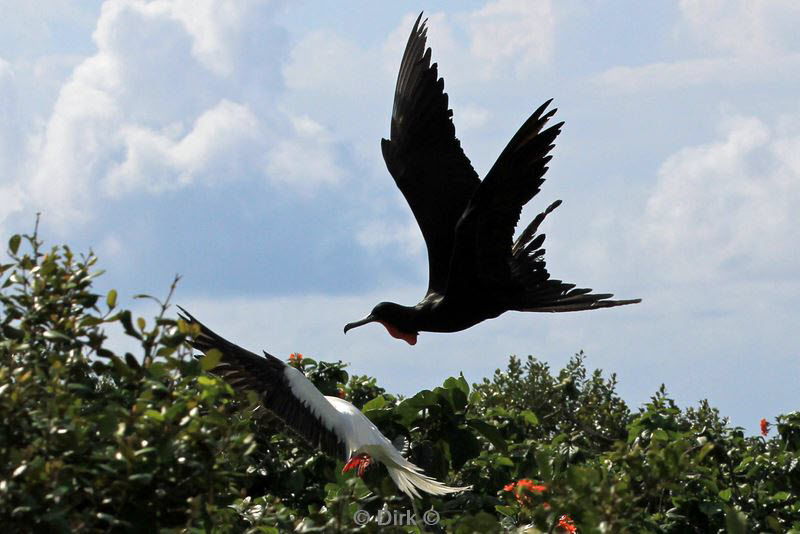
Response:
[766, 516, 782, 531]
[443, 374, 469, 396]
[106, 289, 117, 309]
[447, 428, 481, 469]
[468, 390, 482, 405]
[96, 513, 117, 524]
[521, 410, 539, 425]
[718, 488, 732, 502]
[102, 354, 133, 378]
[494, 456, 514, 467]
[79, 316, 104, 327]
[771, 491, 791, 501]
[696, 442, 715, 462]
[652, 428, 669, 441]
[129, 473, 153, 483]
[495, 505, 516, 517]
[124, 353, 141, 370]
[395, 390, 438, 425]
[467, 419, 507, 452]
[439, 385, 468, 411]
[144, 409, 164, 421]
[735, 456, 754, 472]
[362, 395, 386, 412]
[117, 310, 142, 340]
[409, 390, 438, 408]
[43, 330, 71, 341]
[200, 348, 222, 371]
[197, 375, 216, 386]
[724, 505, 748, 534]
[8, 234, 20, 254]
[39, 260, 55, 275]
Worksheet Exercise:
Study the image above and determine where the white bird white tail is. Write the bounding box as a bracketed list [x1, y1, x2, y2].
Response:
[384, 455, 471, 499]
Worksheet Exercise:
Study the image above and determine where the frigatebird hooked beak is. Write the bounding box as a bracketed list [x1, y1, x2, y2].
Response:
[344, 304, 419, 345]
[179, 307, 467, 497]
[343, 314, 375, 333]
[344, 14, 640, 345]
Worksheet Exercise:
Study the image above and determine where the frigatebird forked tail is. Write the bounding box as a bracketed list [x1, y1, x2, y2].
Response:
[343, 14, 640, 345]
[507, 200, 641, 313]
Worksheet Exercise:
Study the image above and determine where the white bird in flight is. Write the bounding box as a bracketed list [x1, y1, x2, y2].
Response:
[178, 307, 470, 499]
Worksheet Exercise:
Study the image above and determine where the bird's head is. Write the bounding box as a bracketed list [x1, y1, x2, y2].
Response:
[342, 452, 373, 477]
[343, 302, 419, 345]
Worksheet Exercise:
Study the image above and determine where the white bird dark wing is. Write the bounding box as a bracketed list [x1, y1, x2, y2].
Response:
[179, 308, 471, 499]
[178, 307, 348, 460]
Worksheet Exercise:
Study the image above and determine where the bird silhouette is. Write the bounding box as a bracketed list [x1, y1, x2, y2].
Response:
[178, 307, 470, 498]
[344, 14, 640, 345]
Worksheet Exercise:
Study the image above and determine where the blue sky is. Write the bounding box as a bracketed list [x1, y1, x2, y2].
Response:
[2, 0, 798, 434]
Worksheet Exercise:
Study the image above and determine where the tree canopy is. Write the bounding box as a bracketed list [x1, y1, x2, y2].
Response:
[1, 226, 798, 532]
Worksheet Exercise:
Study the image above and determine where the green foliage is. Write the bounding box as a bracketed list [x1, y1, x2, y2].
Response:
[1, 227, 799, 532]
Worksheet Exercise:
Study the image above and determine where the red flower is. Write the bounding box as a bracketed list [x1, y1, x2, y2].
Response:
[289, 352, 303, 363]
[516, 479, 547, 493]
[760, 418, 769, 436]
[557, 514, 577, 533]
[503, 479, 546, 505]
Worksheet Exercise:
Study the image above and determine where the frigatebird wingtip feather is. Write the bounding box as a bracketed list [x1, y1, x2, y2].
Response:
[379, 11, 481, 297]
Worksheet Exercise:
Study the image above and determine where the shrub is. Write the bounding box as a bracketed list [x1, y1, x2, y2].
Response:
[1, 226, 798, 532]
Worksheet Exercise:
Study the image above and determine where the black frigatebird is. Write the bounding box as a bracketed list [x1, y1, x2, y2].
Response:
[178, 307, 470, 498]
[344, 15, 641, 345]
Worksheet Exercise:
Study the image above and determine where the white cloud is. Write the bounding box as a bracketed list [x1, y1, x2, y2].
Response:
[28, 50, 121, 223]
[642, 113, 800, 281]
[283, 29, 380, 96]
[284, 1, 555, 128]
[105, 99, 261, 195]
[466, 0, 554, 78]
[355, 217, 424, 257]
[0, 182, 24, 237]
[0, 57, 18, 178]
[382, 4, 555, 84]
[0, 59, 26, 237]
[678, 0, 800, 57]
[455, 104, 490, 132]
[596, 57, 733, 94]
[0, 1, 100, 62]
[265, 115, 344, 191]
[597, 1, 800, 94]
[98, 233, 124, 259]
[1, 0, 323, 230]
[595, 47, 800, 96]
[160, 0, 260, 76]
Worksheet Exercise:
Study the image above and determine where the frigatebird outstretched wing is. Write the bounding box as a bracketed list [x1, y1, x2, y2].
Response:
[177, 307, 348, 460]
[447, 101, 561, 297]
[381, 14, 480, 296]
[447, 102, 640, 311]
